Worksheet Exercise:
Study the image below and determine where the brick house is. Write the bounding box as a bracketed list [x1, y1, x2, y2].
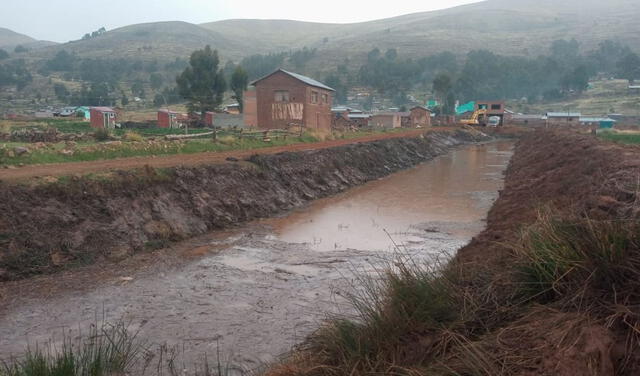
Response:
[408, 106, 432, 127]
[157, 109, 180, 129]
[476, 101, 506, 125]
[369, 113, 402, 129]
[243, 90, 258, 128]
[248, 69, 334, 130]
[90, 107, 117, 129]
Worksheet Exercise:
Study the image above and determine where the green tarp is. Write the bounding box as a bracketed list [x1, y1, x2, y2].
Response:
[456, 101, 475, 115]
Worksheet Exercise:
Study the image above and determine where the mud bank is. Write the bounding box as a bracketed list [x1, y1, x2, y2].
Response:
[0, 129, 489, 280]
[268, 130, 640, 376]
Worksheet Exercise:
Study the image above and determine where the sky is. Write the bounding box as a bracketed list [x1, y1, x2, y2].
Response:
[3, 0, 483, 43]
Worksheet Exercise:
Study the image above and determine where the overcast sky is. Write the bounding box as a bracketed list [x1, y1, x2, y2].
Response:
[3, 0, 482, 43]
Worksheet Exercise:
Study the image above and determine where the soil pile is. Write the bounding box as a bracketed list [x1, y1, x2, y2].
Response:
[0, 129, 488, 280]
[269, 130, 640, 376]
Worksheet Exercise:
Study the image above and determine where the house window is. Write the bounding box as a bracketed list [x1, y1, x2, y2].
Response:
[274, 90, 290, 102]
[311, 91, 319, 104]
[322, 94, 328, 104]
[491, 104, 502, 110]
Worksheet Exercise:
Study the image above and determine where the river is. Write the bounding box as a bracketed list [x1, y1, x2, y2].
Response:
[0, 140, 513, 372]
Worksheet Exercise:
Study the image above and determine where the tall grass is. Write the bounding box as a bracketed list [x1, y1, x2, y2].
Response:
[273, 209, 640, 375]
[514, 209, 640, 307]
[1, 321, 256, 376]
[291, 252, 507, 375]
[1, 321, 143, 376]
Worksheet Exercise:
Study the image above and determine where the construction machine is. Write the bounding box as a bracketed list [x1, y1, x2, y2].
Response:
[460, 109, 488, 126]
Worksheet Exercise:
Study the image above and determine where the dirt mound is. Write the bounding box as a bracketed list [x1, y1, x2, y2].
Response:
[270, 130, 640, 376]
[0, 130, 488, 281]
[458, 130, 640, 264]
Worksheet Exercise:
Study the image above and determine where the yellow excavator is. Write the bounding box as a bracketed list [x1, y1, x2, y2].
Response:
[460, 109, 488, 126]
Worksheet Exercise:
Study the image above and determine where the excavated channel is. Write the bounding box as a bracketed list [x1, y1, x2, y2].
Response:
[0, 139, 513, 371]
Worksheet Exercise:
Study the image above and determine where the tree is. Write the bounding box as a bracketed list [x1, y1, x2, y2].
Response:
[131, 80, 145, 98]
[230, 66, 248, 113]
[177, 45, 227, 135]
[149, 73, 164, 90]
[121, 92, 129, 106]
[45, 50, 75, 72]
[14, 45, 28, 53]
[617, 52, 640, 84]
[53, 83, 69, 101]
[443, 92, 456, 115]
[385, 48, 398, 61]
[432, 73, 452, 104]
[0, 49, 8, 60]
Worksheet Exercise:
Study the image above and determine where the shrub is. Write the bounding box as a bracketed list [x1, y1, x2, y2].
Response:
[123, 130, 143, 142]
[217, 135, 236, 145]
[94, 128, 111, 142]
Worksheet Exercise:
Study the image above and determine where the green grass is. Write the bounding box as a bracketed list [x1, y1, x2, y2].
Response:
[0, 128, 403, 167]
[0, 133, 320, 166]
[514, 210, 640, 305]
[275, 209, 640, 375]
[0, 320, 248, 376]
[0, 321, 143, 376]
[598, 131, 640, 144]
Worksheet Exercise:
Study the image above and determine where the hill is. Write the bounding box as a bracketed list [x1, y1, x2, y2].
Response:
[201, 0, 640, 65]
[18, 0, 640, 68]
[0, 28, 57, 51]
[0, 28, 35, 49]
[29, 21, 247, 62]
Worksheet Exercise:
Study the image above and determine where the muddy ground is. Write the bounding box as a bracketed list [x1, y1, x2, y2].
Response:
[0, 141, 512, 372]
[0, 129, 489, 280]
[451, 130, 640, 375]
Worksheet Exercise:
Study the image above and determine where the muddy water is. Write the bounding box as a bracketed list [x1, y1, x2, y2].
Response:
[0, 141, 513, 372]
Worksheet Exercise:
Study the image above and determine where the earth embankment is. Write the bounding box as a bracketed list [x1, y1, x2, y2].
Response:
[0, 129, 488, 280]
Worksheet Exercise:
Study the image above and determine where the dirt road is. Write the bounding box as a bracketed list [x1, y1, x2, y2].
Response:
[0, 130, 428, 182]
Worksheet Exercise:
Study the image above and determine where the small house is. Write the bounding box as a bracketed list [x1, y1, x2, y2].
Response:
[205, 112, 215, 127]
[243, 90, 258, 128]
[579, 117, 616, 129]
[157, 109, 180, 129]
[224, 103, 241, 114]
[476, 101, 505, 125]
[546, 112, 581, 127]
[56, 107, 78, 117]
[332, 108, 370, 129]
[369, 113, 402, 129]
[250, 69, 334, 130]
[408, 106, 432, 127]
[90, 107, 117, 129]
[75, 106, 91, 120]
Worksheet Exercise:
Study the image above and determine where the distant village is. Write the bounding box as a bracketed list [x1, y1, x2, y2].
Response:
[9, 68, 640, 131]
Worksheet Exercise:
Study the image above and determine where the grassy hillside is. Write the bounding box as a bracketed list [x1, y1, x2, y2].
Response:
[0, 28, 36, 49]
[201, 0, 640, 66]
[15, 0, 640, 67]
[26, 21, 248, 62]
[511, 79, 640, 116]
[0, 28, 57, 51]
